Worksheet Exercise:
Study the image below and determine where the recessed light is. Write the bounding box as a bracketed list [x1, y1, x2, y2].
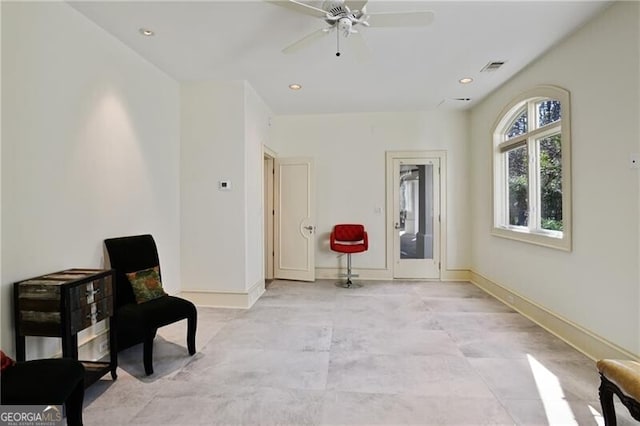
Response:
[288, 84, 302, 90]
[459, 77, 473, 84]
[139, 28, 155, 36]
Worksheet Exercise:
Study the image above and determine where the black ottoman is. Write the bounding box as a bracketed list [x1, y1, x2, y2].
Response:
[1, 358, 85, 426]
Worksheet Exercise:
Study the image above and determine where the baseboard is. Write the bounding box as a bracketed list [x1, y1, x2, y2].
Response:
[470, 271, 639, 362]
[180, 279, 265, 309]
[315, 267, 470, 282]
[441, 269, 471, 281]
[69, 280, 266, 358]
[247, 279, 266, 307]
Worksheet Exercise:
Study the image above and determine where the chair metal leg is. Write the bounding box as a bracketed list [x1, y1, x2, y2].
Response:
[336, 253, 362, 288]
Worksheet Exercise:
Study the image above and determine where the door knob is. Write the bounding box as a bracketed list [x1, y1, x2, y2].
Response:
[394, 222, 402, 229]
[303, 225, 315, 233]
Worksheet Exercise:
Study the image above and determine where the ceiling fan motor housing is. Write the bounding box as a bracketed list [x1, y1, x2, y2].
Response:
[322, 0, 367, 35]
[272, 0, 434, 57]
[323, 1, 349, 16]
[337, 18, 353, 36]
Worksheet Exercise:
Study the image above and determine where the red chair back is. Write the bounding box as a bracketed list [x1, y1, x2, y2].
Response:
[330, 224, 368, 253]
[333, 224, 365, 242]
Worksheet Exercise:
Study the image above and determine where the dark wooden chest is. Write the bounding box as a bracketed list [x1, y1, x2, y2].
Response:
[14, 268, 118, 386]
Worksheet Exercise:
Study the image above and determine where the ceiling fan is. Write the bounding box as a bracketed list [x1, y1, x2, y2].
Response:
[267, 0, 434, 58]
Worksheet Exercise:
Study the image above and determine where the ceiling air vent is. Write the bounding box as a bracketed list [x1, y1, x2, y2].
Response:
[437, 98, 473, 108]
[481, 61, 506, 72]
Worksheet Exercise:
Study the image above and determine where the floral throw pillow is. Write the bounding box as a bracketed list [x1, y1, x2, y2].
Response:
[126, 266, 166, 304]
[1, 351, 15, 372]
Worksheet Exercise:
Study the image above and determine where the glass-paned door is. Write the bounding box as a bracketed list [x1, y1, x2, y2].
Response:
[393, 158, 440, 279]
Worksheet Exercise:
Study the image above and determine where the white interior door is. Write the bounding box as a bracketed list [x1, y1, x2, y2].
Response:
[274, 158, 315, 282]
[392, 158, 441, 279]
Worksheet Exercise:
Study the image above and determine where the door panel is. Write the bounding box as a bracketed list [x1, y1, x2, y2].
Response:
[393, 158, 440, 279]
[274, 158, 315, 281]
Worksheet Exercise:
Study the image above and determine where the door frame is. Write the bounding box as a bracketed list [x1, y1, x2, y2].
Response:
[385, 150, 447, 280]
[263, 146, 276, 281]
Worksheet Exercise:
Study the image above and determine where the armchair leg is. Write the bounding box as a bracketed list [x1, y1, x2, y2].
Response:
[187, 310, 197, 356]
[599, 375, 618, 426]
[65, 377, 84, 426]
[143, 334, 154, 376]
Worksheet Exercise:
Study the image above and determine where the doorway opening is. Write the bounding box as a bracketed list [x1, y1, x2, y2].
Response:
[263, 150, 275, 284]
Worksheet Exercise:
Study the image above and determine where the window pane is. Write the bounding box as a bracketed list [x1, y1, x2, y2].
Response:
[539, 134, 562, 231]
[537, 100, 561, 127]
[506, 110, 528, 139]
[507, 146, 528, 226]
[398, 165, 434, 260]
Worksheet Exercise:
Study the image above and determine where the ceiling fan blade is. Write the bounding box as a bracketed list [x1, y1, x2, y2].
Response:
[344, 0, 368, 12]
[282, 27, 331, 54]
[366, 11, 434, 27]
[265, 0, 328, 19]
[349, 32, 372, 63]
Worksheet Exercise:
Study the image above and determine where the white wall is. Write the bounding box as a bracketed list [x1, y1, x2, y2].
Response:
[270, 110, 470, 274]
[244, 83, 273, 290]
[181, 81, 272, 295]
[637, 5, 640, 356]
[469, 1, 639, 354]
[1, 2, 181, 357]
[181, 81, 246, 292]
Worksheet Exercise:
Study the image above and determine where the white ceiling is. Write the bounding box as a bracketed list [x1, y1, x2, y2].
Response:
[69, 1, 610, 115]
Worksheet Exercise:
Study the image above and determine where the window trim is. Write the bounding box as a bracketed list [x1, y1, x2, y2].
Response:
[491, 85, 572, 251]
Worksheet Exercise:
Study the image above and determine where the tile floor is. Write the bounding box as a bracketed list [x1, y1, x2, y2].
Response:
[83, 280, 636, 425]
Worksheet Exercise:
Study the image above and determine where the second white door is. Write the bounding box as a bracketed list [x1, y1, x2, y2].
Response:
[392, 157, 441, 279]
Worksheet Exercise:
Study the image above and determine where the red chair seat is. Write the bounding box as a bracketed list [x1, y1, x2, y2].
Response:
[331, 243, 367, 254]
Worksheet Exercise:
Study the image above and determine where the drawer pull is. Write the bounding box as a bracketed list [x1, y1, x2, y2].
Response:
[86, 311, 101, 320]
[86, 288, 101, 297]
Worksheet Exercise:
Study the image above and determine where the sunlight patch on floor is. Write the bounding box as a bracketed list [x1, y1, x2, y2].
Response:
[527, 354, 578, 425]
[588, 404, 605, 425]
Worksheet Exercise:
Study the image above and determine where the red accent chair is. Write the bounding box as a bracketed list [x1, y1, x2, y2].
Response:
[330, 224, 368, 287]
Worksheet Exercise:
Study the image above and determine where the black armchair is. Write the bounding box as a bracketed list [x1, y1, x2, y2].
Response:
[104, 234, 197, 375]
[1, 356, 85, 426]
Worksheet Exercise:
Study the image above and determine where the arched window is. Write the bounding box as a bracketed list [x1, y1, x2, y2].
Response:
[492, 86, 571, 251]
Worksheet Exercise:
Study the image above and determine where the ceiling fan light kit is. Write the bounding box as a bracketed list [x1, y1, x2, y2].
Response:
[268, 0, 434, 58]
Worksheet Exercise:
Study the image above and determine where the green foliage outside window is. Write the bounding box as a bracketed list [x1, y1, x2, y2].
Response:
[508, 147, 528, 226]
[540, 134, 562, 231]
